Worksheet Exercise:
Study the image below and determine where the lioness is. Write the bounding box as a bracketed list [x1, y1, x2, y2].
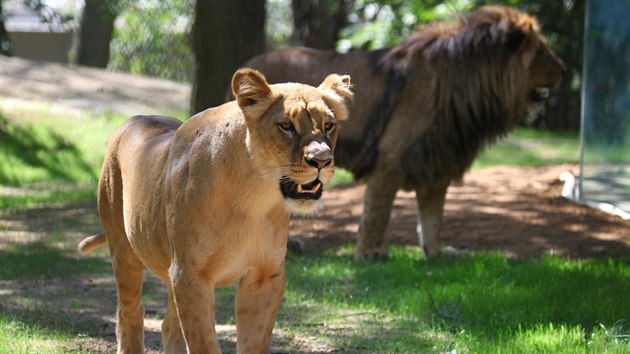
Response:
[244, 6, 565, 259]
[78, 69, 352, 353]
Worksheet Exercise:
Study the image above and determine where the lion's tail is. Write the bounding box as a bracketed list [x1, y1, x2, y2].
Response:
[78, 232, 107, 254]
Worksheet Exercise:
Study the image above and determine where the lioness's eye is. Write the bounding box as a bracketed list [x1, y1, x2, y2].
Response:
[279, 120, 294, 132]
[324, 121, 336, 132]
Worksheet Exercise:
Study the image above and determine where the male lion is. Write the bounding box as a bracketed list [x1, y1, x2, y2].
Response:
[78, 68, 352, 353]
[244, 6, 565, 259]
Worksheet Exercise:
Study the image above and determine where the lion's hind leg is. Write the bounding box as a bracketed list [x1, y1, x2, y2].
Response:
[355, 169, 399, 260]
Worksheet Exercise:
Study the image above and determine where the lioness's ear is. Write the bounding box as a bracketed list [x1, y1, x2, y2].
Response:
[231, 68, 272, 113]
[319, 74, 353, 121]
[319, 74, 353, 99]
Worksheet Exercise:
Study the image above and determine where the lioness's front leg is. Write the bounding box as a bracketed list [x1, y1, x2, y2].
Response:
[171, 265, 220, 354]
[162, 287, 186, 354]
[355, 168, 399, 260]
[235, 263, 286, 353]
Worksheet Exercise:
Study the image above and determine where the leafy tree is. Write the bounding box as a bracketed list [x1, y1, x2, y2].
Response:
[108, 0, 193, 82]
[338, 0, 457, 51]
[0, 0, 12, 56]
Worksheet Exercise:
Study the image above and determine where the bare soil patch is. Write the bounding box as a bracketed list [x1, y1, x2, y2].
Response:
[292, 164, 630, 258]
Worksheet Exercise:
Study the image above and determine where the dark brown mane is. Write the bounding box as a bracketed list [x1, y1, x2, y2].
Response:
[339, 6, 542, 185]
[381, 5, 539, 70]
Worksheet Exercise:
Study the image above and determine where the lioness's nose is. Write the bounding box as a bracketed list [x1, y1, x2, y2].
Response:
[305, 156, 332, 170]
[304, 141, 333, 170]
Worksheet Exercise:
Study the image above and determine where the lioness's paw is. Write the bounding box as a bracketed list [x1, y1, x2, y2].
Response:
[354, 249, 389, 262]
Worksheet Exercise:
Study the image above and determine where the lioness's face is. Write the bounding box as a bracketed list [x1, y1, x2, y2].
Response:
[232, 69, 353, 214]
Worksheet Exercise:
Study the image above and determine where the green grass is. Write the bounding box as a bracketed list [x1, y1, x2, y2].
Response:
[0, 182, 96, 209]
[0, 107, 129, 186]
[0, 241, 109, 280]
[278, 246, 630, 353]
[2, 240, 628, 352]
[0, 316, 76, 354]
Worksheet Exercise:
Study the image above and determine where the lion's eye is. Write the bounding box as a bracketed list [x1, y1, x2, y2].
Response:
[278, 120, 294, 132]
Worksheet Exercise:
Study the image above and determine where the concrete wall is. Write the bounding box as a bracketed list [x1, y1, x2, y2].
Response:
[7, 31, 74, 63]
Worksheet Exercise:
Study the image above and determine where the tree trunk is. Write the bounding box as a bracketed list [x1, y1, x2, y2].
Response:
[291, 0, 353, 50]
[76, 0, 116, 68]
[0, 0, 12, 56]
[190, 0, 266, 115]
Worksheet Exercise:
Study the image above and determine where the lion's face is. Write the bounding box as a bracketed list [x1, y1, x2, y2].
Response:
[523, 35, 565, 106]
[232, 69, 352, 214]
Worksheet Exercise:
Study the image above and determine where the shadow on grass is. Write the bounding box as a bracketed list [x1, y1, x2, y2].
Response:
[0, 111, 97, 185]
[0, 241, 118, 349]
[0, 241, 109, 280]
[0, 241, 245, 352]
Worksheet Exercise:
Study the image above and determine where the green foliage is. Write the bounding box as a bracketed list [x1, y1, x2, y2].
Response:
[266, 0, 294, 49]
[338, 0, 474, 51]
[108, 1, 194, 82]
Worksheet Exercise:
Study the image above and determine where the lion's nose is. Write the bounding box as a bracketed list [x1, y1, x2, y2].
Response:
[304, 141, 333, 170]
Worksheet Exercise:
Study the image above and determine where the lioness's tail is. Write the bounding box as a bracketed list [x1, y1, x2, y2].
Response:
[78, 232, 107, 254]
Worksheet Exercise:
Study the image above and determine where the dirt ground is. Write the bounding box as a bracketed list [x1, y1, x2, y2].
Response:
[292, 164, 630, 259]
[1, 57, 629, 352]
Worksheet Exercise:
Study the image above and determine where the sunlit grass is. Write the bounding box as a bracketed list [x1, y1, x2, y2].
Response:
[0, 317, 73, 354]
[0, 107, 127, 186]
[276, 246, 630, 352]
[474, 127, 580, 168]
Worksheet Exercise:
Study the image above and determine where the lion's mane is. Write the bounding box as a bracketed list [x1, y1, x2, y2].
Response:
[337, 6, 541, 187]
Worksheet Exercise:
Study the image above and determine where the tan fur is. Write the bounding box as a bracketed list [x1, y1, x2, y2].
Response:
[79, 69, 352, 353]
[244, 6, 565, 259]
